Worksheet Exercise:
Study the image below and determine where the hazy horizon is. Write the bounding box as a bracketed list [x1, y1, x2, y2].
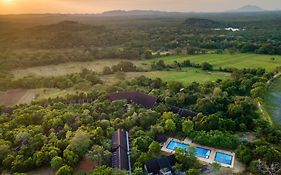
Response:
[0, 0, 281, 15]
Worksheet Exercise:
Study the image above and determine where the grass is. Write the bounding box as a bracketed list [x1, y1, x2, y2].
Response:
[12, 59, 144, 79]
[102, 68, 230, 85]
[264, 78, 281, 127]
[12, 53, 281, 79]
[147, 53, 281, 71]
[0, 88, 80, 106]
[145, 68, 230, 85]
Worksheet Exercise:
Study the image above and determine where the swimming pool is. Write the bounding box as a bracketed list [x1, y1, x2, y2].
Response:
[167, 140, 189, 151]
[195, 147, 211, 159]
[214, 152, 233, 165]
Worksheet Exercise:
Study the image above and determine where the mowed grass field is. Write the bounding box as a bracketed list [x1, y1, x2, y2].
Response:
[143, 68, 230, 84]
[264, 78, 281, 127]
[12, 59, 144, 79]
[102, 68, 230, 85]
[0, 88, 80, 106]
[12, 53, 281, 79]
[147, 53, 281, 71]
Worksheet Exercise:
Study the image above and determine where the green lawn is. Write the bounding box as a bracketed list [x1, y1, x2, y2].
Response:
[147, 53, 281, 71]
[102, 68, 230, 85]
[145, 68, 230, 85]
[10, 53, 281, 88]
[0, 88, 80, 106]
[12, 59, 144, 79]
[264, 78, 281, 127]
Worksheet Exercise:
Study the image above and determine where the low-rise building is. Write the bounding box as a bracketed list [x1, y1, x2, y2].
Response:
[111, 129, 131, 173]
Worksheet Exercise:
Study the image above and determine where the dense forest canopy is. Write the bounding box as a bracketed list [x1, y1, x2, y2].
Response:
[0, 11, 281, 175]
[1, 68, 281, 174]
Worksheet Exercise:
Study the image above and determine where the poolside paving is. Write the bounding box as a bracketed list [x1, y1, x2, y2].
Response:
[161, 138, 236, 168]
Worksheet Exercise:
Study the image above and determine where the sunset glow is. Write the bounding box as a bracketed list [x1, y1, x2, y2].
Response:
[0, 0, 280, 14]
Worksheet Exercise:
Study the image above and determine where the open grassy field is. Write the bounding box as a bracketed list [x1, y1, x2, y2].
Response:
[12, 59, 144, 79]
[102, 68, 230, 85]
[0, 88, 80, 106]
[12, 53, 281, 79]
[5, 53, 279, 106]
[148, 53, 281, 71]
[264, 78, 281, 127]
[144, 68, 230, 84]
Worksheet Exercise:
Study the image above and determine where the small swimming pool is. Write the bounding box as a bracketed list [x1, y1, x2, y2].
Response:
[195, 147, 211, 159]
[214, 152, 233, 165]
[167, 140, 189, 151]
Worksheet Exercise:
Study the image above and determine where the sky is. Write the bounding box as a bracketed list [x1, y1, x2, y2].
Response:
[0, 0, 281, 14]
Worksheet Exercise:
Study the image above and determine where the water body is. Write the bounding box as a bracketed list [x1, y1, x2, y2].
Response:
[265, 78, 281, 126]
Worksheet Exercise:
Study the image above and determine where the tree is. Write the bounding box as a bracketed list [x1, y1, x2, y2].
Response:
[167, 81, 183, 92]
[236, 145, 252, 165]
[144, 50, 153, 59]
[103, 66, 112, 75]
[182, 120, 194, 136]
[0, 140, 10, 164]
[250, 86, 266, 98]
[56, 165, 73, 175]
[86, 145, 111, 166]
[187, 168, 201, 175]
[63, 149, 79, 166]
[201, 62, 213, 71]
[51, 156, 64, 171]
[133, 167, 144, 175]
[165, 119, 176, 132]
[67, 130, 91, 156]
[133, 136, 152, 152]
[175, 147, 199, 171]
[148, 141, 161, 155]
[211, 162, 221, 172]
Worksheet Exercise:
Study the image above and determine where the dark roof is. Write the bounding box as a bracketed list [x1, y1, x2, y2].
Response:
[145, 155, 176, 174]
[111, 129, 130, 172]
[99, 115, 109, 120]
[156, 134, 168, 144]
[170, 105, 197, 118]
[109, 92, 158, 108]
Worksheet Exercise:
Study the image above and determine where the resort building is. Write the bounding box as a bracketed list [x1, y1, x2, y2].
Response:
[169, 105, 197, 118]
[109, 92, 158, 108]
[111, 129, 132, 173]
[161, 138, 235, 168]
[144, 155, 176, 175]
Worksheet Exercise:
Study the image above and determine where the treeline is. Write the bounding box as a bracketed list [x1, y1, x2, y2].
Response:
[151, 59, 214, 71]
[0, 61, 143, 91]
[0, 69, 102, 91]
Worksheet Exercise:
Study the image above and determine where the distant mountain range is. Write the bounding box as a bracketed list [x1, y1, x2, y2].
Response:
[98, 6, 277, 17]
[230, 5, 265, 12]
[100, 10, 183, 16]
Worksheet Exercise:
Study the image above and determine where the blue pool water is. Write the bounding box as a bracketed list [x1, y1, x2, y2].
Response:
[167, 141, 189, 151]
[214, 152, 233, 165]
[195, 147, 211, 159]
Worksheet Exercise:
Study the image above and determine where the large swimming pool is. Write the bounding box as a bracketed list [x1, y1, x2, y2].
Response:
[166, 141, 211, 159]
[195, 147, 211, 159]
[167, 140, 189, 151]
[214, 152, 233, 165]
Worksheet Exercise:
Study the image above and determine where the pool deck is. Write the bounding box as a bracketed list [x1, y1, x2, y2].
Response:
[161, 138, 235, 168]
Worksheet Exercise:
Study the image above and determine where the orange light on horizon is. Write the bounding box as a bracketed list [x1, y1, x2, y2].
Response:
[1, 0, 14, 4]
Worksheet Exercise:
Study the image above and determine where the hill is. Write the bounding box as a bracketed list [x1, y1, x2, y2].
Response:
[231, 5, 265, 12]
